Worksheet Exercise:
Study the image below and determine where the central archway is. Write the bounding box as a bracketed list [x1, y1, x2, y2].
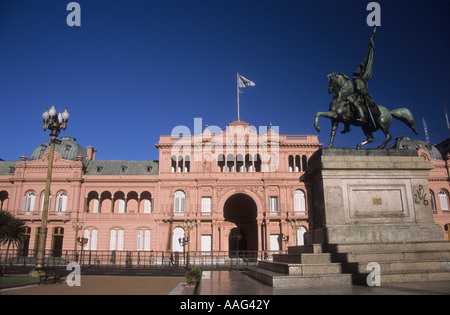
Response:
[223, 193, 258, 254]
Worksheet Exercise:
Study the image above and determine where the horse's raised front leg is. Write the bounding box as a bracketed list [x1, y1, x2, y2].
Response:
[314, 111, 336, 133]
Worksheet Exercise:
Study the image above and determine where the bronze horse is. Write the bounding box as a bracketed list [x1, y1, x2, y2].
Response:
[314, 72, 419, 149]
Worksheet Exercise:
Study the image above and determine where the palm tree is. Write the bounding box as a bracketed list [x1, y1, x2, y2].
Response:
[0, 210, 26, 276]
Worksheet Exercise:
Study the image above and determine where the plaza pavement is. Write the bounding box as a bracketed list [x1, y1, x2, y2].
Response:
[1, 271, 449, 295]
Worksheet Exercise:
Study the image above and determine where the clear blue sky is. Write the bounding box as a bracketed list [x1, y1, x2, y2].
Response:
[1, 0, 449, 161]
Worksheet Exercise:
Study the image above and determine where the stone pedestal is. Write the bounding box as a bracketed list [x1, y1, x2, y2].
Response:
[301, 148, 444, 244]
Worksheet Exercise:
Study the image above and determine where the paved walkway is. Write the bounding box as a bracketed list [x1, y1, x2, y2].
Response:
[1, 271, 449, 295]
[195, 271, 450, 295]
[1, 275, 185, 295]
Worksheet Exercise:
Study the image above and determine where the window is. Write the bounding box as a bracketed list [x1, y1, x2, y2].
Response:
[110, 230, 117, 250]
[118, 199, 125, 213]
[56, 192, 68, 212]
[40, 193, 52, 212]
[270, 234, 280, 251]
[288, 155, 294, 172]
[269, 197, 278, 212]
[294, 190, 306, 212]
[201, 235, 212, 252]
[439, 190, 449, 211]
[202, 197, 211, 213]
[117, 230, 124, 251]
[110, 229, 124, 251]
[143, 199, 152, 214]
[295, 155, 300, 172]
[144, 230, 151, 251]
[23, 192, 36, 212]
[83, 229, 98, 250]
[174, 191, 186, 212]
[136, 230, 150, 251]
[430, 190, 437, 211]
[92, 199, 99, 213]
[136, 230, 143, 251]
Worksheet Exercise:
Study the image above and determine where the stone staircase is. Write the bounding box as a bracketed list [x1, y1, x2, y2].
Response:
[245, 241, 450, 288]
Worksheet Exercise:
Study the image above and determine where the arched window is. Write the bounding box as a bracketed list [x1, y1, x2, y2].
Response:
[439, 190, 449, 211]
[288, 155, 294, 172]
[143, 199, 152, 213]
[171, 155, 176, 172]
[295, 155, 300, 172]
[430, 190, 437, 211]
[87, 191, 99, 213]
[226, 154, 234, 172]
[23, 191, 36, 212]
[294, 190, 306, 212]
[177, 155, 183, 173]
[118, 200, 126, 213]
[174, 191, 186, 212]
[40, 193, 52, 212]
[236, 154, 244, 172]
[218, 154, 225, 172]
[184, 155, 190, 172]
[56, 192, 68, 212]
[0, 190, 9, 211]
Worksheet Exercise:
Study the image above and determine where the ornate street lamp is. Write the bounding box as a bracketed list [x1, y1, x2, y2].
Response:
[183, 220, 196, 265]
[30, 106, 69, 277]
[72, 220, 84, 262]
[77, 236, 88, 265]
[290, 219, 302, 246]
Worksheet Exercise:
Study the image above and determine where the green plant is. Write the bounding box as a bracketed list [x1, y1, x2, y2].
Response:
[185, 266, 202, 286]
[0, 210, 26, 277]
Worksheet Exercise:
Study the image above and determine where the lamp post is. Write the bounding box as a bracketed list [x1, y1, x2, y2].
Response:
[72, 220, 84, 263]
[183, 220, 196, 266]
[290, 219, 302, 246]
[31, 106, 69, 277]
[77, 237, 88, 265]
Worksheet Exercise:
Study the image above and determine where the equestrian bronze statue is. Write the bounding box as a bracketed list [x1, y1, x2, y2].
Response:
[314, 28, 418, 149]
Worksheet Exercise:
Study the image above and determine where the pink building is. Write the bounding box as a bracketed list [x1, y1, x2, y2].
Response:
[0, 123, 448, 266]
[0, 120, 320, 263]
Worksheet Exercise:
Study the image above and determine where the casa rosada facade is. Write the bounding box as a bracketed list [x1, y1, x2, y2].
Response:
[0, 120, 449, 260]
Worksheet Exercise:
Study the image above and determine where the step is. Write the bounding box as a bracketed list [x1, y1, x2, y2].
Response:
[245, 266, 353, 288]
[258, 260, 342, 275]
[273, 253, 333, 264]
[353, 268, 450, 285]
[288, 241, 450, 255]
[343, 260, 450, 274]
[345, 250, 450, 263]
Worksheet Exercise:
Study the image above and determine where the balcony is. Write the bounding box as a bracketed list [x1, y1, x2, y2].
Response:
[11, 209, 72, 222]
[82, 212, 152, 220]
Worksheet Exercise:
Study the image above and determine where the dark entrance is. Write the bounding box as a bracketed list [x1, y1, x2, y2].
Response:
[52, 227, 64, 257]
[224, 193, 257, 256]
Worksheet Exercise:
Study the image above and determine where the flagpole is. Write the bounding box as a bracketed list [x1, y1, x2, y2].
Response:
[237, 70, 240, 121]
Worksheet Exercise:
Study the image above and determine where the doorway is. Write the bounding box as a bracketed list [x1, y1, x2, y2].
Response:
[224, 193, 258, 255]
[52, 227, 64, 257]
